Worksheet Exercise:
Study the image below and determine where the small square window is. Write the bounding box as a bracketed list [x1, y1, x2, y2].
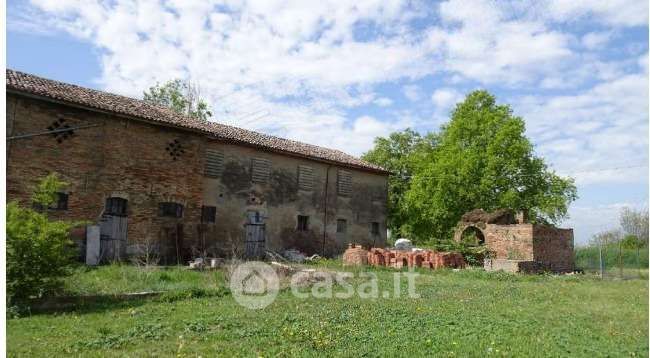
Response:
[159, 202, 183, 218]
[371, 222, 380, 236]
[297, 215, 309, 231]
[105, 197, 128, 216]
[201, 206, 216, 223]
[34, 192, 69, 211]
[337, 219, 347, 233]
[54, 193, 69, 210]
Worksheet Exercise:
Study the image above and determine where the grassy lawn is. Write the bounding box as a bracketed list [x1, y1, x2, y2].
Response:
[7, 262, 648, 357]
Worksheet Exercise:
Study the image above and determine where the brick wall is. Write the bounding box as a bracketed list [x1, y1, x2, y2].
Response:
[7, 94, 388, 262]
[532, 225, 574, 272]
[484, 224, 534, 260]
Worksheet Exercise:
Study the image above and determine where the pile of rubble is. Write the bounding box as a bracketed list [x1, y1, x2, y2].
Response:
[343, 241, 466, 270]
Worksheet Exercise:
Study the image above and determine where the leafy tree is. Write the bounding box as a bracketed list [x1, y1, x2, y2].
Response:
[621, 234, 643, 249]
[362, 129, 437, 238]
[389, 90, 577, 242]
[619, 207, 648, 246]
[143, 79, 212, 121]
[7, 174, 78, 303]
[31, 172, 68, 211]
[589, 229, 622, 246]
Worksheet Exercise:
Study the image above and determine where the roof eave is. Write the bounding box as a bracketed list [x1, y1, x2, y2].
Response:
[7, 87, 390, 175]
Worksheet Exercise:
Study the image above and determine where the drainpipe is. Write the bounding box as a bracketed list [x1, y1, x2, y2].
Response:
[322, 165, 332, 256]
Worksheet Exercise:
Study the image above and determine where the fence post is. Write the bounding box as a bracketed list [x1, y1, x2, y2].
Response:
[618, 241, 623, 278]
[599, 242, 604, 279]
[637, 245, 641, 278]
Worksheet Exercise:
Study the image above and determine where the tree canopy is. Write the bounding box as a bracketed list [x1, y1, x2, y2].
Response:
[362, 129, 437, 237]
[363, 90, 577, 243]
[143, 79, 212, 121]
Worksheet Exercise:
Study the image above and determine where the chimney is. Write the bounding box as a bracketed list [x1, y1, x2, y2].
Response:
[516, 210, 529, 224]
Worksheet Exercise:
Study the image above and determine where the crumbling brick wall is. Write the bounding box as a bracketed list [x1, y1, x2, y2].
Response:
[484, 224, 535, 261]
[454, 210, 574, 273]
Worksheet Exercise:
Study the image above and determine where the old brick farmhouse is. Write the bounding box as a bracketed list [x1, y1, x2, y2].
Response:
[6, 69, 389, 264]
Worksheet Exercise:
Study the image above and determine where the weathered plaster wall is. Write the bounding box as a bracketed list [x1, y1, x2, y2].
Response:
[201, 141, 388, 257]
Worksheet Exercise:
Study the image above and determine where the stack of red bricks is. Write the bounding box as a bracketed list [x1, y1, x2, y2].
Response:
[368, 248, 466, 269]
[343, 244, 466, 269]
[342, 244, 369, 266]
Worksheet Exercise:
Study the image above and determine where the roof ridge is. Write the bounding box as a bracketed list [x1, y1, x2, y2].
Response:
[6, 68, 388, 173]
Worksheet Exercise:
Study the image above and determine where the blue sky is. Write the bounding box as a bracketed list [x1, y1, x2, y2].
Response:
[7, 0, 649, 244]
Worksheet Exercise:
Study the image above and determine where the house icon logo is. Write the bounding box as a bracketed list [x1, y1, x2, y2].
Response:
[230, 261, 279, 309]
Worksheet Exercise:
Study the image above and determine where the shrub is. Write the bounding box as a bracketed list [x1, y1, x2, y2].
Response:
[6, 174, 78, 303]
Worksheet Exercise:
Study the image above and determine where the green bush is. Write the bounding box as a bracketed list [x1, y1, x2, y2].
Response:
[6, 174, 78, 303]
[419, 238, 490, 267]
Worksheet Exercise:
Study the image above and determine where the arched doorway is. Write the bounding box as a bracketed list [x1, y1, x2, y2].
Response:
[460, 226, 485, 246]
[457, 225, 487, 267]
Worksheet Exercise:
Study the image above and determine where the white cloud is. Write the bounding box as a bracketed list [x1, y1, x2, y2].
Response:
[545, 0, 649, 27]
[10, 0, 649, 247]
[374, 97, 393, 107]
[514, 64, 649, 185]
[19, 0, 434, 155]
[564, 201, 648, 245]
[14, 0, 649, 168]
[431, 88, 463, 111]
[581, 31, 613, 50]
[402, 84, 422, 101]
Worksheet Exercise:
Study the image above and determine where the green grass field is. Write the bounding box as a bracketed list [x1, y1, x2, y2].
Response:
[7, 263, 649, 357]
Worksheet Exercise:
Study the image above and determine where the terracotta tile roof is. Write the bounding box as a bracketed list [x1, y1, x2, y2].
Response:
[7, 69, 388, 174]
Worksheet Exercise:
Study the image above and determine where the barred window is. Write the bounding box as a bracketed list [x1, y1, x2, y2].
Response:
[35, 192, 69, 211]
[337, 219, 347, 234]
[159, 202, 183, 218]
[54, 192, 69, 210]
[201, 206, 216, 223]
[105, 197, 127, 216]
[337, 169, 352, 196]
[297, 215, 309, 231]
[371, 222, 380, 236]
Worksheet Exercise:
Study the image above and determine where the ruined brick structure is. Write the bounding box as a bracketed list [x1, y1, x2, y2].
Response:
[454, 209, 574, 273]
[6, 70, 388, 263]
[343, 244, 466, 270]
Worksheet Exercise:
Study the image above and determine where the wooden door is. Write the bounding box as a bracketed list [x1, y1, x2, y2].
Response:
[99, 215, 127, 262]
[244, 211, 265, 259]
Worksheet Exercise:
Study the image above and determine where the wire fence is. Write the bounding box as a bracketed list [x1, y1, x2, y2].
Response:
[575, 244, 648, 280]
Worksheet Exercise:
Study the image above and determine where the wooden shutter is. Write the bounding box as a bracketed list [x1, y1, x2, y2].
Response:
[251, 158, 271, 183]
[204, 149, 224, 178]
[297, 165, 314, 191]
[337, 170, 352, 196]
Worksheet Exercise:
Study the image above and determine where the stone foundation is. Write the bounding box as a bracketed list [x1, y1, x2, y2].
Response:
[484, 259, 542, 273]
